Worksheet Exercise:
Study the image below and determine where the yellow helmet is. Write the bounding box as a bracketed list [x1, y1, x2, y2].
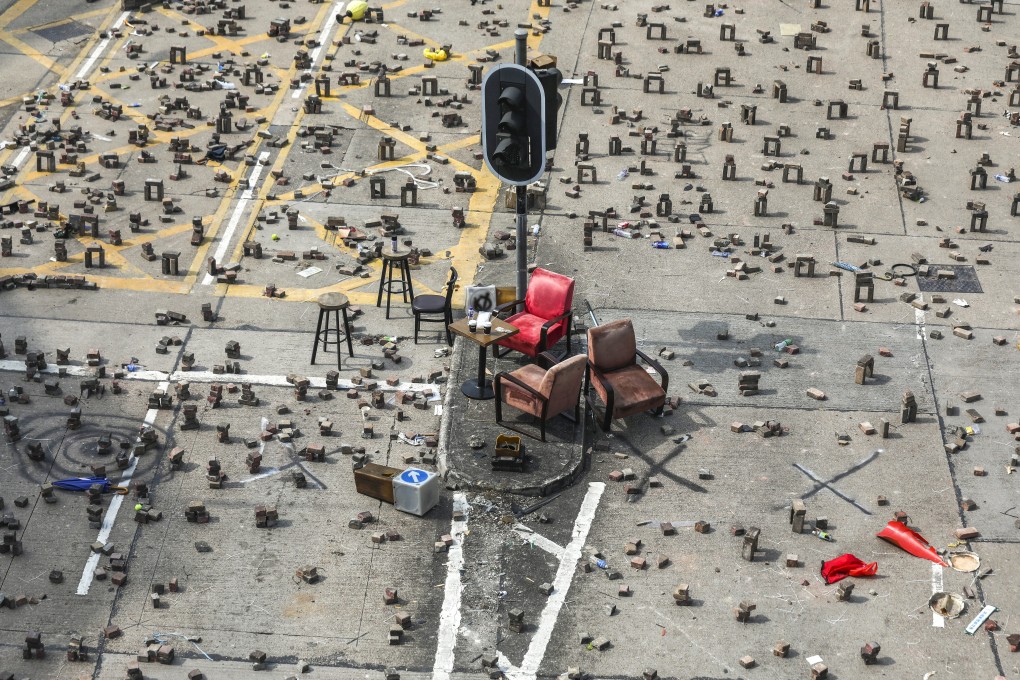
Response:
[344, 0, 368, 21]
[424, 47, 449, 61]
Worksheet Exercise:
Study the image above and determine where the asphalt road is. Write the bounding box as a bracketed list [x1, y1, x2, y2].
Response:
[1, 0, 1018, 678]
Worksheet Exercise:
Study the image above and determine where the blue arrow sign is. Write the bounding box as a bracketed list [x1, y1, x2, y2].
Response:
[399, 468, 428, 485]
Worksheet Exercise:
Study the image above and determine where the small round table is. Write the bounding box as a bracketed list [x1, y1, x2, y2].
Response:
[447, 317, 520, 400]
[311, 292, 354, 368]
[376, 250, 415, 318]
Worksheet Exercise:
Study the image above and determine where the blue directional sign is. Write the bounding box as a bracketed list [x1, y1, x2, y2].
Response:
[399, 468, 429, 486]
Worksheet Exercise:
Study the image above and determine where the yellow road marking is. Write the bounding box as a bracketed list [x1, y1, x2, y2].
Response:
[206, 0, 341, 292]
[379, 22, 443, 50]
[183, 62, 297, 285]
[439, 134, 481, 154]
[0, 33, 64, 76]
[0, 0, 121, 173]
[339, 102, 431, 155]
[0, 0, 41, 31]
[1, 0, 544, 302]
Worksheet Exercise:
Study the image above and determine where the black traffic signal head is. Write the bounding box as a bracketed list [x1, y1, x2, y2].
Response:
[481, 64, 546, 186]
[533, 67, 563, 151]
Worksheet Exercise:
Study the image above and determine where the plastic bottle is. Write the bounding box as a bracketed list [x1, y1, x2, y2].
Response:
[651, 241, 670, 249]
[812, 530, 833, 542]
[468, 306, 477, 332]
[612, 228, 633, 238]
[590, 556, 608, 569]
[774, 338, 793, 351]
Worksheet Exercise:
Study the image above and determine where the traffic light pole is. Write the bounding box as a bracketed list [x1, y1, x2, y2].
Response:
[514, 29, 529, 301]
[515, 185, 527, 302]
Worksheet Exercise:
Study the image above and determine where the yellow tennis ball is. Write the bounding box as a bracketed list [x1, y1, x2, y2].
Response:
[134, 503, 143, 511]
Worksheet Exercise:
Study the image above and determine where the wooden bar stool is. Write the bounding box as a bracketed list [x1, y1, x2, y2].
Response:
[376, 250, 415, 318]
[311, 292, 354, 368]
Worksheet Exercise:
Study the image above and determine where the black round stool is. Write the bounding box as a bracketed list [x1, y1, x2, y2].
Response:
[311, 292, 354, 368]
[376, 250, 415, 318]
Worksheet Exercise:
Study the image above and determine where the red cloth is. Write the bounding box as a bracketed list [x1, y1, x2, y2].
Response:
[820, 553, 878, 585]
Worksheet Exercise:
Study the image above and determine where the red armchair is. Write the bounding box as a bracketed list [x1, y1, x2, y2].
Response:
[585, 319, 668, 432]
[494, 268, 575, 359]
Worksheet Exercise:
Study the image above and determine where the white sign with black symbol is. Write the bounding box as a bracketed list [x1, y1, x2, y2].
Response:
[464, 285, 496, 314]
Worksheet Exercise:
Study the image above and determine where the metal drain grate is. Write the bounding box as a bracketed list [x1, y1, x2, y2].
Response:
[916, 264, 983, 294]
[34, 21, 93, 44]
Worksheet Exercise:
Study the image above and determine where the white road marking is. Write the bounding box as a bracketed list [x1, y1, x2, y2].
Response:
[76, 381, 169, 595]
[237, 467, 280, 484]
[513, 527, 564, 559]
[292, 1, 347, 99]
[10, 146, 30, 169]
[498, 652, 520, 676]
[513, 482, 605, 680]
[202, 151, 270, 285]
[75, 11, 131, 80]
[432, 493, 469, 680]
[8, 12, 126, 170]
[0, 361, 438, 394]
[931, 563, 945, 628]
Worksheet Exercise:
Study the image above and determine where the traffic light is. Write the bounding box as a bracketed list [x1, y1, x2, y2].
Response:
[533, 67, 563, 151]
[481, 64, 546, 186]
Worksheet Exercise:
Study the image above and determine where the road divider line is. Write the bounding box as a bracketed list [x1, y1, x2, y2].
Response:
[515, 482, 605, 679]
[74, 11, 130, 80]
[0, 360, 439, 394]
[932, 563, 945, 628]
[433, 492, 469, 680]
[293, 0, 347, 99]
[513, 526, 565, 559]
[76, 380, 169, 595]
[202, 151, 270, 285]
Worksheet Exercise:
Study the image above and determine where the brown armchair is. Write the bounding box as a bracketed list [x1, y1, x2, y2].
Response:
[495, 354, 586, 441]
[585, 319, 668, 432]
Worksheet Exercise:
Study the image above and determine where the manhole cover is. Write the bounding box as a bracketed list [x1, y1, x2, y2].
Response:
[34, 20, 94, 44]
[916, 264, 983, 294]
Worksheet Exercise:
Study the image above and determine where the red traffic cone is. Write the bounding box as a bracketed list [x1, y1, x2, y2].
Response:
[877, 521, 947, 566]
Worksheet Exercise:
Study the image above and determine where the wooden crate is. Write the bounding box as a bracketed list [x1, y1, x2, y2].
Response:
[354, 463, 401, 504]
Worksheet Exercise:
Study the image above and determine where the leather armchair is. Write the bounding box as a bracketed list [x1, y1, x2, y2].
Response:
[493, 268, 574, 359]
[495, 354, 586, 441]
[586, 319, 668, 431]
